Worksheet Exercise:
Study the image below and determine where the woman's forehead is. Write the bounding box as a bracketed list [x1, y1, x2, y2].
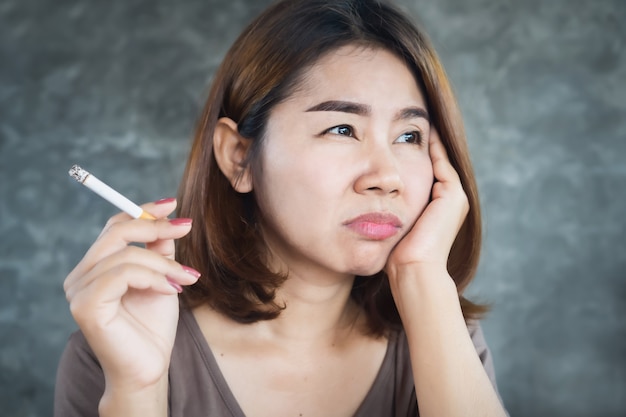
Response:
[283, 45, 425, 106]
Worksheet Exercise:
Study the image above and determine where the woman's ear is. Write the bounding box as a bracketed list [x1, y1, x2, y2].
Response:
[213, 117, 253, 193]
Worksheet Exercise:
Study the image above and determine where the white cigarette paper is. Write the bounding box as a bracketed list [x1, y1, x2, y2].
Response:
[68, 165, 155, 220]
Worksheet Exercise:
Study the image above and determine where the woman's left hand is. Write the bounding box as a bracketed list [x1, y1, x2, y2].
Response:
[386, 129, 508, 417]
[386, 128, 469, 281]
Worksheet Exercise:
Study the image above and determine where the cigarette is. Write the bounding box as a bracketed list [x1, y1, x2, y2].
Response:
[68, 164, 156, 220]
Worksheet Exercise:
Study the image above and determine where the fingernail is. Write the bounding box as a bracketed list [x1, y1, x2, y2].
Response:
[169, 218, 193, 226]
[155, 197, 176, 205]
[182, 265, 201, 278]
[166, 277, 183, 293]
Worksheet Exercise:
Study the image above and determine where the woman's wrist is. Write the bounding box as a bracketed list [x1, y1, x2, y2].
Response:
[387, 262, 456, 298]
[387, 263, 460, 329]
[99, 373, 169, 417]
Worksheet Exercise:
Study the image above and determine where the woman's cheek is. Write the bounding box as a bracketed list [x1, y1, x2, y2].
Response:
[407, 166, 434, 216]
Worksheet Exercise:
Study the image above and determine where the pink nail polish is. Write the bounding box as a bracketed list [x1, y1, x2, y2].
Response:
[166, 278, 183, 293]
[169, 218, 193, 226]
[182, 265, 201, 278]
[155, 197, 176, 205]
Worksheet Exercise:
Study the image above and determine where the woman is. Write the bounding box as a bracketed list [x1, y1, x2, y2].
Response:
[55, 0, 508, 416]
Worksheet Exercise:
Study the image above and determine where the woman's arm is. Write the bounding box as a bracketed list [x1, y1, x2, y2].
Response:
[97, 374, 169, 417]
[386, 129, 507, 417]
[54, 331, 104, 417]
[55, 330, 170, 417]
[389, 266, 506, 416]
[59, 198, 199, 417]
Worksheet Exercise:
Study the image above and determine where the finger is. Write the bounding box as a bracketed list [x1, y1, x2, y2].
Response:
[67, 218, 193, 287]
[96, 217, 191, 259]
[140, 197, 178, 219]
[429, 129, 462, 185]
[429, 131, 467, 208]
[68, 263, 180, 328]
[96, 197, 178, 238]
[428, 131, 469, 232]
[65, 245, 200, 301]
[91, 245, 199, 287]
[139, 199, 179, 258]
[146, 238, 176, 259]
[106, 198, 180, 259]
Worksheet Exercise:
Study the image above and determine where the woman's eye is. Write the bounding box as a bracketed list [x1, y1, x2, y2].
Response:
[395, 131, 423, 145]
[326, 125, 354, 137]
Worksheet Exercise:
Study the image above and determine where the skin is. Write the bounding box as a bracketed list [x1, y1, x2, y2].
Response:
[64, 199, 199, 416]
[252, 46, 434, 282]
[63, 45, 506, 417]
[204, 45, 433, 416]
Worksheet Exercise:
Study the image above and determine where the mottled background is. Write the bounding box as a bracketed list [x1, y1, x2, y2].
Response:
[1, 0, 624, 416]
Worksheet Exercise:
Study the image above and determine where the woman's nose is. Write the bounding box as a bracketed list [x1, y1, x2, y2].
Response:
[353, 146, 404, 196]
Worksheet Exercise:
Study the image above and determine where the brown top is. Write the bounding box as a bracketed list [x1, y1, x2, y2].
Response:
[54, 308, 502, 416]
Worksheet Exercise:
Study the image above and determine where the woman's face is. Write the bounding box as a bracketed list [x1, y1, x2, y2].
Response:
[253, 45, 434, 280]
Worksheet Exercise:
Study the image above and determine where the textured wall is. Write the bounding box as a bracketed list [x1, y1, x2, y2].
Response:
[1, 0, 624, 416]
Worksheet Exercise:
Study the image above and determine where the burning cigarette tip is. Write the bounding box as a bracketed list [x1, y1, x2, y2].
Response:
[69, 164, 90, 183]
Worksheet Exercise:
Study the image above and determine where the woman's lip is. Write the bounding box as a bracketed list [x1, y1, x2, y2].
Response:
[344, 212, 402, 240]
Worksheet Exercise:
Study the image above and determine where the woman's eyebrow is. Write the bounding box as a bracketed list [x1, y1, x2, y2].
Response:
[397, 107, 430, 123]
[305, 100, 430, 122]
[305, 100, 370, 115]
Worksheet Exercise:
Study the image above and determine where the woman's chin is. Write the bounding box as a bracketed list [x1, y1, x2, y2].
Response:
[347, 259, 388, 277]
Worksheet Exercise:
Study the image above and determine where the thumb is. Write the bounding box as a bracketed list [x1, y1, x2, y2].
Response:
[143, 198, 184, 258]
[141, 197, 179, 219]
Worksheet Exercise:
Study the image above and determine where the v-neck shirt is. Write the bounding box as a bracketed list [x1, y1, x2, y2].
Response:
[54, 308, 501, 417]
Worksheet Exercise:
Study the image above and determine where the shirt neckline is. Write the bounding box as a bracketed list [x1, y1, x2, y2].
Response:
[180, 308, 397, 416]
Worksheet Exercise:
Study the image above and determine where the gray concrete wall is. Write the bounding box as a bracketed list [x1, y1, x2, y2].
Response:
[1, 0, 624, 416]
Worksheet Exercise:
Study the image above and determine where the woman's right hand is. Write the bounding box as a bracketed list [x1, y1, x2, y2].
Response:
[63, 198, 200, 393]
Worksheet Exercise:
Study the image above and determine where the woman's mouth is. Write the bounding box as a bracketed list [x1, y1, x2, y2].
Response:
[344, 212, 402, 240]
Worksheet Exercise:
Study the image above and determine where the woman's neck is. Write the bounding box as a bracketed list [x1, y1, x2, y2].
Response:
[194, 271, 365, 351]
[261, 272, 361, 345]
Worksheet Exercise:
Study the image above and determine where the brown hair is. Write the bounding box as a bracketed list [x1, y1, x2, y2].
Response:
[177, 0, 487, 334]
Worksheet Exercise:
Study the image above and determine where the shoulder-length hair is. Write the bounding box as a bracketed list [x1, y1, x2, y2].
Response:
[177, 0, 487, 335]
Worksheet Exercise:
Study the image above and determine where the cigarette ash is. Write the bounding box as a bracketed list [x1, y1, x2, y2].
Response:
[68, 165, 90, 183]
